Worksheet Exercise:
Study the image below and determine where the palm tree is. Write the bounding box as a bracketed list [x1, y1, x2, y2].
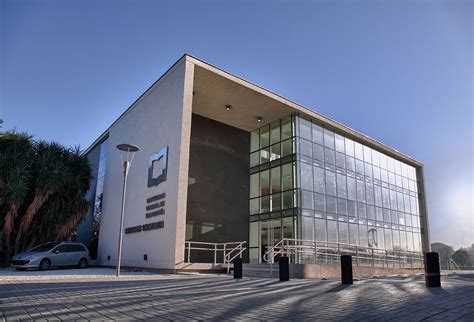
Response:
[0, 132, 92, 265]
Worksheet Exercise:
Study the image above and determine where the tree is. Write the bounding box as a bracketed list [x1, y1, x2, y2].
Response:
[0, 132, 92, 265]
[452, 249, 471, 267]
[431, 242, 454, 270]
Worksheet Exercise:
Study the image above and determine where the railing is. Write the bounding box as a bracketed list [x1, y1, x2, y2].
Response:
[184, 241, 247, 271]
[263, 238, 424, 269]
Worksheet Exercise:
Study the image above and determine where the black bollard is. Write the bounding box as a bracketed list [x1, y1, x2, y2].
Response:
[341, 255, 353, 285]
[279, 256, 290, 281]
[233, 257, 242, 279]
[424, 252, 441, 287]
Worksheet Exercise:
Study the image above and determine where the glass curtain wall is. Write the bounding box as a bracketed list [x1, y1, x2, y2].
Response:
[90, 138, 108, 259]
[248, 116, 298, 263]
[295, 115, 423, 267]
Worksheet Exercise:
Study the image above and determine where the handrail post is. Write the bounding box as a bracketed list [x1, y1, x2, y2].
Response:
[187, 242, 190, 263]
[214, 244, 217, 265]
[239, 243, 243, 258]
[372, 248, 374, 267]
[313, 241, 316, 264]
[223, 243, 226, 264]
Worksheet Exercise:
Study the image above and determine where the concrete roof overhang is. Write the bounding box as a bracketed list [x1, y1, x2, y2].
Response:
[188, 55, 423, 168]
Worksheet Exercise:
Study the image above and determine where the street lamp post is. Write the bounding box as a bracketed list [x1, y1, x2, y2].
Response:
[116, 143, 140, 277]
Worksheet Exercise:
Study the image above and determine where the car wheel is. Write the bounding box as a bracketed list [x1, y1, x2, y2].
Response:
[39, 259, 50, 271]
[78, 258, 87, 269]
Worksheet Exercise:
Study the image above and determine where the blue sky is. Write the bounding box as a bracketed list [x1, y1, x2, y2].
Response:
[1, 0, 472, 249]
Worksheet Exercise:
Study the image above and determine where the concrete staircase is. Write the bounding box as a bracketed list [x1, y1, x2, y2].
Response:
[242, 263, 280, 278]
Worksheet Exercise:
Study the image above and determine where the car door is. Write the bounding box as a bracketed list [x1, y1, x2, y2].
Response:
[66, 244, 81, 265]
[51, 245, 68, 266]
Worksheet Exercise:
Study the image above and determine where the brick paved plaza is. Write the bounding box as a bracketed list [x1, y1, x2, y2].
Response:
[1, 268, 473, 321]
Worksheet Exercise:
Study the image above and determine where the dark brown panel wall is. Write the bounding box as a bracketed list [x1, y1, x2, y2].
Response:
[186, 114, 250, 262]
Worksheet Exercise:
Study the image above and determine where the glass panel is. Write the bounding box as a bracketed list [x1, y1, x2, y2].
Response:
[282, 217, 294, 238]
[314, 193, 325, 212]
[326, 196, 337, 214]
[270, 167, 281, 194]
[302, 216, 314, 240]
[323, 128, 335, 149]
[299, 117, 312, 141]
[356, 179, 366, 202]
[260, 125, 270, 148]
[270, 120, 280, 145]
[260, 195, 270, 213]
[346, 156, 355, 173]
[250, 151, 259, 167]
[349, 223, 358, 245]
[250, 222, 259, 247]
[347, 177, 356, 201]
[384, 229, 392, 250]
[270, 143, 281, 161]
[300, 162, 313, 191]
[250, 173, 259, 198]
[301, 190, 313, 209]
[327, 220, 338, 243]
[312, 122, 324, 145]
[335, 133, 345, 153]
[315, 218, 327, 241]
[348, 200, 357, 217]
[271, 193, 281, 211]
[339, 222, 348, 244]
[324, 148, 335, 166]
[325, 170, 337, 196]
[354, 142, 364, 160]
[300, 139, 312, 159]
[337, 174, 347, 198]
[366, 182, 374, 205]
[282, 163, 293, 191]
[260, 170, 269, 196]
[337, 198, 347, 215]
[313, 143, 324, 164]
[282, 139, 293, 157]
[313, 166, 325, 193]
[250, 130, 259, 152]
[260, 146, 270, 164]
[282, 190, 294, 209]
[336, 152, 345, 169]
[250, 198, 259, 215]
[281, 116, 292, 140]
[345, 137, 354, 157]
[363, 146, 372, 164]
[359, 225, 368, 247]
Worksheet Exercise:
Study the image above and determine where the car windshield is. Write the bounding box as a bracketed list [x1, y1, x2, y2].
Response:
[30, 242, 60, 252]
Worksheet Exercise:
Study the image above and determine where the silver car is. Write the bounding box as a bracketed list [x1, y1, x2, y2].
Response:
[11, 241, 90, 271]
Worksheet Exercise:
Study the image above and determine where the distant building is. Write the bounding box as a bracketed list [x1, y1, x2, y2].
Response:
[76, 54, 429, 271]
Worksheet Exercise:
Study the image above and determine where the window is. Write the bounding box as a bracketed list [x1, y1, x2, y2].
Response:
[299, 117, 312, 141]
[312, 123, 324, 145]
[300, 162, 313, 191]
[281, 116, 292, 140]
[314, 193, 325, 212]
[345, 137, 354, 156]
[327, 220, 338, 243]
[260, 125, 270, 148]
[282, 163, 293, 191]
[339, 222, 348, 244]
[336, 174, 347, 198]
[335, 133, 345, 153]
[356, 179, 366, 203]
[354, 142, 364, 160]
[326, 196, 337, 214]
[250, 173, 259, 198]
[315, 219, 327, 241]
[347, 177, 356, 201]
[323, 128, 335, 149]
[313, 166, 325, 193]
[270, 120, 280, 145]
[270, 167, 281, 194]
[250, 130, 259, 152]
[260, 170, 269, 196]
[325, 170, 337, 196]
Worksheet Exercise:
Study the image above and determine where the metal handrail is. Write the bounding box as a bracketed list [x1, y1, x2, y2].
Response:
[263, 238, 423, 268]
[184, 241, 247, 269]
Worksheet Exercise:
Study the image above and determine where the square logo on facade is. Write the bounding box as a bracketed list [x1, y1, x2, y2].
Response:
[148, 146, 168, 187]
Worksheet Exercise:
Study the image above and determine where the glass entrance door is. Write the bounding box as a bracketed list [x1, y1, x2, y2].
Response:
[260, 218, 283, 263]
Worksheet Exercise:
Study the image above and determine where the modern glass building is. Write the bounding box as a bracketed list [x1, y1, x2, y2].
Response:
[77, 54, 428, 273]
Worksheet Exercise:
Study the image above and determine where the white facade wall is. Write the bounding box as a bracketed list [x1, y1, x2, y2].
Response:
[97, 59, 193, 269]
